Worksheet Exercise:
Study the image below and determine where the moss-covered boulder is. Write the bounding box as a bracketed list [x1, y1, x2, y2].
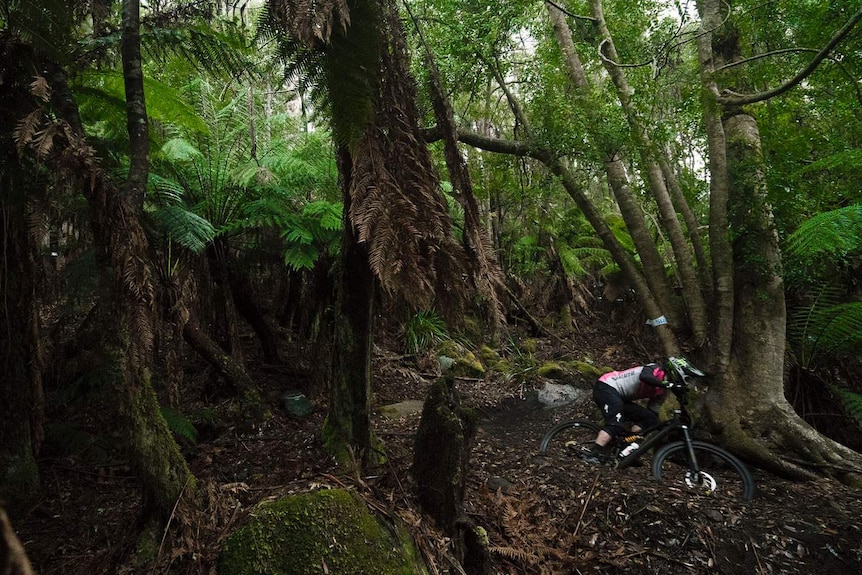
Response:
[435, 341, 485, 378]
[218, 489, 426, 575]
[537, 362, 567, 379]
[567, 360, 611, 380]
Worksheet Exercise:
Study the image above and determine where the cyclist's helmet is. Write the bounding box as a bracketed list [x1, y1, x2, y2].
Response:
[664, 356, 706, 386]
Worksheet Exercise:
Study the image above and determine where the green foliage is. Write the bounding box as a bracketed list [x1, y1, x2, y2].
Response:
[786, 204, 862, 262]
[76, 71, 209, 139]
[402, 309, 450, 355]
[226, 197, 343, 270]
[829, 385, 862, 428]
[160, 407, 199, 444]
[1, 0, 78, 63]
[788, 296, 862, 368]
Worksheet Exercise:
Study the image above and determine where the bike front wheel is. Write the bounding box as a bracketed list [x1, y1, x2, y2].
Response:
[651, 440, 755, 500]
[539, 420, 601, 454]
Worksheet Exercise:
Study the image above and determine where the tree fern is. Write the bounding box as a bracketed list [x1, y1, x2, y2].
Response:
[787, 286, 862, 368]
[149, 205, 216, 253]
[786, 204, 862, 261]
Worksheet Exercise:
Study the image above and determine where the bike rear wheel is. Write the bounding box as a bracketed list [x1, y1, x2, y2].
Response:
[651, 440, 755, 500]
[539, 420, 601, 454]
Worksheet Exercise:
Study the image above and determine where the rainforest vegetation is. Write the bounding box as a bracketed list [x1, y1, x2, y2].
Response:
[1, 1, 861, 574]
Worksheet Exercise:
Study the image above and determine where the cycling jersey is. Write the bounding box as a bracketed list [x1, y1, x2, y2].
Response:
[598, 363, 667, 401]
[594, 362, 668, 438]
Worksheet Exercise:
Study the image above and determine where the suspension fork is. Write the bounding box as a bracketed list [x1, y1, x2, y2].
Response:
[681, 425, 701, 475]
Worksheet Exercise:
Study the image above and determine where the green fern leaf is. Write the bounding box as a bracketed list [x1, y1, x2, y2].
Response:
[160, 407, 198, 444]
[283, 244, 319, 271]
[786, 204, 862, 260]
[150, 205, 216, 253]
[828, 385, 862, 428]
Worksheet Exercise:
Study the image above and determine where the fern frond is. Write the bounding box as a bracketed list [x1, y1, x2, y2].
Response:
[828, 384, 862, 428]
[158, 137, 204, 163]
[796, 149, 862, 176]
[77, 71, 209, 135]
[489, 546, 540, 565]
[789, 285, 862, 366]
[149, 205, 217, 253]
[786, 204, 862, 260]
[160, 407, 199, 444]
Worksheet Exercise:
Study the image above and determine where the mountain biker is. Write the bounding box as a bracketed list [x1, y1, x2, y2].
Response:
[578, 359, 673, 464]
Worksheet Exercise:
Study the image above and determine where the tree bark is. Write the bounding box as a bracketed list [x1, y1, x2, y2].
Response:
[0, 508, 35, 575]
[696, 0, 862, 482]
[323, 145, 376, 469]
[588, 0, 709, 344]
[413, 376, 486, 574]
[0, 189, 41, 503]
[0, 32, 48, 506]
[182, 317, 265, 422]
[227, 263, 283, 364]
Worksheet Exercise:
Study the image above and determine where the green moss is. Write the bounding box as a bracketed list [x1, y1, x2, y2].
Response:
[473, 525, 489, 547]
[320, 415, 354, 469]
[477, 345, 500, 364]
[537, 362, 567, 379]
[218, 489, 426, 575]
[567, 360, 609, 379]
[451, 350, 485, 378]
[434, 342, 485, 378]
[520, 338, 538, 354]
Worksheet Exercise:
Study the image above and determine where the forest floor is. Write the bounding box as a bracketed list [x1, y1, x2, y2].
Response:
[12, 317, 862, 575]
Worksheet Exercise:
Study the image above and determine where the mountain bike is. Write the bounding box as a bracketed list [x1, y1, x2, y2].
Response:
[539, 380, 756, 500]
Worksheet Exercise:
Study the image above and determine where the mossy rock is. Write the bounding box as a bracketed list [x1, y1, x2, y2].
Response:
[218, 489, 426, 575]
[435, 342, 485, 378]
[452, 350, 485, 378]
[477, 345, 500, 364]
[537, 362, 567, 380]
[567, 360, 611, 380]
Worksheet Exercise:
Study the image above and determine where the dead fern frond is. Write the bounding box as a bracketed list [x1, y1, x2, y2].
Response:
[13, 110, 44, 152]
[29, 75, 51, 101]
[489, 545, 541, 565]
[35, 124, 59, 159]
[267, 0, 351, 48]
[336, 2, 471, 316]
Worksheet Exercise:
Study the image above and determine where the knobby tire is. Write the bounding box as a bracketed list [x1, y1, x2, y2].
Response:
[651, 440, 755, 500]
[539, 420, 600, 453]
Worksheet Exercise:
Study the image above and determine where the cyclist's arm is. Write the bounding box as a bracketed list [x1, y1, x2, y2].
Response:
[638, 363, 668, 387]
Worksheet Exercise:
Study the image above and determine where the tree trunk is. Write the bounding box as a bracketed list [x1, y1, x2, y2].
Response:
[433, 127, 681, 354]
[227, 263, 283, 364]
[323, 146, 376, 469]
[588, 0, 709, 343]
[0, 508, 35, 575]
[24, 3, 197, 519]
[413, 376, 486, 574]
[0, 189, 40, 503]
[182, 317, 265, 423]
[206, 239, 245, 365]
[544, 4, 683, 349]
[0, 31, 49, 507]
[697, 0, 862, 483]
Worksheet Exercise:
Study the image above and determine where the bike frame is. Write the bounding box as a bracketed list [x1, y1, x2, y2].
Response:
[615, 387, 701, 472]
